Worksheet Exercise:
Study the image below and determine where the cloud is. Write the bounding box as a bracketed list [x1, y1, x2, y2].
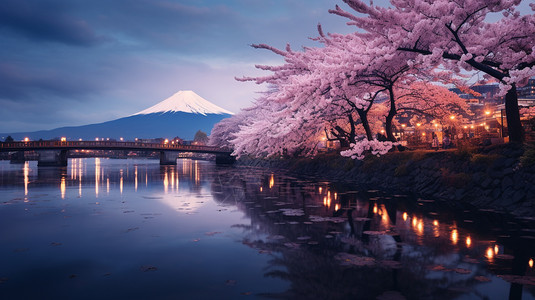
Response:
[0, 0, 102, 46]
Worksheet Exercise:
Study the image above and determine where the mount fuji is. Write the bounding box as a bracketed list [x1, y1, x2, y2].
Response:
[2, 91, 233, 141]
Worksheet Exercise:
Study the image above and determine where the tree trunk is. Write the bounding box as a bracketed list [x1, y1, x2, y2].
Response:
[505, 84, 524, 143]
[385, 86, 397, 142]
[357, 109, 373, 140]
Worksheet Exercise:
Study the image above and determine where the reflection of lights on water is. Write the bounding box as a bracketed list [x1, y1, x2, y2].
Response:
[260, 187, 263, 192]
[451, 229, 458, 245]
[412, 217, 417, 227]
[107, 178, 110, 194]
[269, 174, 274, 189]
[529, 258, 534, 268]
[60, 177, 66, 199]
[402, 212, 408, 221]
[466, 236, 472, 247]
[494, 245, 499, 255]
[194, 161, 200, 185]
[486, 247, 494, 260]
[95, 158, 100, 197]
[335, 203, 340, 211]
[433, 220, 439, 226]
[373, 204, 378, 214]
[23, 161, 29, 197]
[171, 169, 175, 190]
[417, 220, 424, 235]
[135, 166, 138, 192]
[334, 192, 337, 199]
[323, 196, 327, 206]
[319, 187, 322, 194]
[327, 191, 331, 199]
[164, 171, 169, 193]
[120, 177, 123, 195]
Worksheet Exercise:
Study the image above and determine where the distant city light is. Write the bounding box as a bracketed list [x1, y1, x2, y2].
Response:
[23, 137, 30, 142]
[95, 138, 99, 141]
[164, 139, 169, 144]
[120, 137, 124, 141]
[485, 110, 491, 115]
[416, 123, 421, 127]
[79, 138, 82, 141]
[60, 137, 66, 142]
[450, 115, 455, 120]
[530, 258, 534, 268]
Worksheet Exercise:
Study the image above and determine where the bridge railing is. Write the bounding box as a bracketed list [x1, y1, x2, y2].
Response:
[0, 141, 232, 153]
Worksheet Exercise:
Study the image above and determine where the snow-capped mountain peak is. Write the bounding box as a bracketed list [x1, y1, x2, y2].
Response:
[132, 90, 234, 116]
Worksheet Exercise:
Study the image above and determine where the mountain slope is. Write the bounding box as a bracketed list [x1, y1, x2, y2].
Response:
[2, 91, 233, 141]
[133, 90, 233, 116]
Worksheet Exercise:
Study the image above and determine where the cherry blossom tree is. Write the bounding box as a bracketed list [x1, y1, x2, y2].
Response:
[330, 0, 535, 143]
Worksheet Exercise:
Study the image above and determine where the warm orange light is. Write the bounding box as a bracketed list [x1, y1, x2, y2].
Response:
[260, 187, 263, 192]
[373, 204, 378, 214]
[470, 125, 474, 129]
[335, 203, 340, 211]
[412, 217, 418, 227]
[380, 129, 385, 133]
[323, 196, 327, 206]
[319, 187, 322, 194]
[422, 132, 426, 136]
[334, 192, 337, 199]
[486, 247, 494, 260]
[433, 220, 439, 226]
[24, 137, 30, 142]
[95, 137, 99, 141]
[402, 212, 408, 221]
[494, 245, 499, 255]
[485, 110, 491, 115]
[417, 220, 424, 233]
[434, 123, 439, 128]
[451, 229, 458, 245]
[529, 258, 534, 268]
[120, 137, 124, 141]
[60, 137, 66, 142]
[416, 123, 421, 127]
[463, 126, 468, 129]
[78, 138, 82, 141]
[401, 124, 406, 128]
[450, 115, 455, 120]
[269, 174, 274, 189]
[164, 139, 169, 144]
[466, 236, 472, 247]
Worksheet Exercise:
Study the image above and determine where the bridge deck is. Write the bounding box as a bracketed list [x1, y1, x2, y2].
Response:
[0, 141, 232, 155]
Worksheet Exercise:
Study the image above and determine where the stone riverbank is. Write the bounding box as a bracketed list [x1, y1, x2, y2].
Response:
[236, 143, 535, 217]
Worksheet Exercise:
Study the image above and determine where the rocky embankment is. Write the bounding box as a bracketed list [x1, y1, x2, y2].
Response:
[236, 143, 535, 217]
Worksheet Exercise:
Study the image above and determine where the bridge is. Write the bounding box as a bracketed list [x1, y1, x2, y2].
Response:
[0, 141, 235, 166]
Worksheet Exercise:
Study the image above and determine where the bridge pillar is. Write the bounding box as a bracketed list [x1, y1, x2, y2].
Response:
[38, 150, 68, 167]
[215, 153, 236, 165]
[9, 151, 26, 164]
[159, 151, 177, 165]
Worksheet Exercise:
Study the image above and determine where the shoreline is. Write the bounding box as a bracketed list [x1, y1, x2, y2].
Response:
[236, 143, 535, 218]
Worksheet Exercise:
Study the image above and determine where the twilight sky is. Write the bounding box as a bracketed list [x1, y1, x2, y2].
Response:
[1, 0, 532, 133]
[0, 0, 358, 133]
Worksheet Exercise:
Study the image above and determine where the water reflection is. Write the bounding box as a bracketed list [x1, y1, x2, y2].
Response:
[1, 159, 534, 299]
[211, 170, 535, 299]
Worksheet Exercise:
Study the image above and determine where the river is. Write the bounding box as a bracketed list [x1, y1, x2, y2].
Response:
[0, 158, 534, 299]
